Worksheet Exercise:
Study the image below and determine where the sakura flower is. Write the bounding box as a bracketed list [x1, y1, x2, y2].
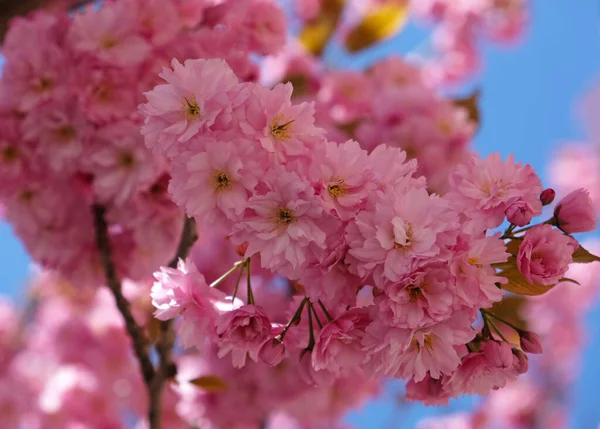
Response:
[377, 264, 456, 328]
[84, 121, 161, 205]
[448, 153, 543, 229]
[151, 259, 227, 348]
[309, 140, 375, 220]
[345, 188, 457, 287]
[554, 188, 597, 233]
[517, 224, 578, 286]
[236, 82, 324, 162]
[140, 58, 240, 157]
[68, 1, 151, 66]
[363, 311, 476, 382]
[243, 0, 287, 55]
[451, 233, 509, 309]
[128, 0, 182, 46]
[235, 167, 330, 279]
[216, 304, 272, 368]
[23, 97, 91, 174]
[405, 374, 453, 406]
[168, 135, 263, 226]
[448, 341, 520, 396]
[312, 308, 371, 374]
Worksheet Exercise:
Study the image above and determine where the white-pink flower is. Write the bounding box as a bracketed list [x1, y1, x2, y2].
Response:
[235, 167, 329, 279]
[312, 308, 371, 374]
[168, 134, 263, 226]
[216, 304, 272, 368]
[345, 188, 457, 287]
[140, 58, 240, 156]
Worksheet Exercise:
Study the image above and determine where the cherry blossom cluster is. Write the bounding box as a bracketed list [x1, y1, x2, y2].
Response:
[263, 52, 476, 192]
[143, 57, 597, 404]
[291, 0, 528, 84]
[0, 0, 286, 287]
[0, 270, 376, 429]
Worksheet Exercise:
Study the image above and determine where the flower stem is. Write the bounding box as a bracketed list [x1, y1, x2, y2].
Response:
[210, 260, 244, 288]
[318, 299, 334, 322]
[278, 297, 308, 342]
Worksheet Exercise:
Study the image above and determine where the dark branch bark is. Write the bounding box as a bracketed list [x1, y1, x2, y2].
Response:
[92, 204, 155, 385]
[149, 217, 197, 429]
[0, 0, 90, 42]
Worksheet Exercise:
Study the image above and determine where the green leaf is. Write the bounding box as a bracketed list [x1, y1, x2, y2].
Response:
[344, 2, 409, 53]
[299, 0, 345, 56]
[189, 375, 229, 392]
[499, 266, 556, 296]
[572, 245, 600, 263]
[488, 295, 528, 331]
[453, 89, 481, 129]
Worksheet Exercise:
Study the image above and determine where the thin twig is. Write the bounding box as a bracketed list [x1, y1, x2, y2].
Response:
[149, 216, 198, 429]
[92, 204, 155, 385]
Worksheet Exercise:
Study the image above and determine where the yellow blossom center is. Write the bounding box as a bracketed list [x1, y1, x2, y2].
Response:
[328, 179, 345, 197]
[1, 145, 18, 163]
[270, 114, 294, 140]
[407, 285, 423, 302]
[276, 206, 295, 226]
[33, 77, 53, 93]
[183, 96, 201, 121]
[120, 152, 135, 169]
[213, 172, 232, 192]
[101, 37, 119, 49]
[56, 125, 76, 142]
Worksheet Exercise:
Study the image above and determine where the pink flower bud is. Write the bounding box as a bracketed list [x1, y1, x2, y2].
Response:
[539, 188, 556, 206]
[554, 188, 596, 233]
[259, 338, 285, 366]
[505, 201, 534, 226]
[483, 341, 513, 369]
[519, 330, 543, 354]
[512, 349, 529, 374]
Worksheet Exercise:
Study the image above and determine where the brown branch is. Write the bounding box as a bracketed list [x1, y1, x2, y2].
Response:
[92, 204, 155, 386]
[149, 216, 197, 429]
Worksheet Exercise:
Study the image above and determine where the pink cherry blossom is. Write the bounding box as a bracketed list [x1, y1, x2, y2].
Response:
[448, 153, 543, 229]
[363, 311, 476, 381]
[68, 1, 151, 66]
[448, 341, 520, 396]
[517, 224, 578, 286]
[84, 121, 161, 205]
[168, 135, 263, 227]
[140, 58, 240, 156]
[151, 259, 227, 348]
[216, 304, 272, 368]
[235, 82, 324, 162]
[377, 264, 456, 328]
[235, 167, 330, 279]
[309, 139, 375, 220]
[312, 308, 371, 374]
[505, 200, 534, 227]
[554, 188, 597, 233]
[345, 188, 457, 287]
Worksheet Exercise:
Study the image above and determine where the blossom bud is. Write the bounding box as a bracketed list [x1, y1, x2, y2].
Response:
[235, 241, 249, 257]
[483, 341, 513, 369]
[512, 349, 529, 374]
[519, 330, 543, 354]
[505, 201, 534, 226]
[554, 188, 597, 233]
[539, 188, 556, 206]
[259, 338, 286, 366]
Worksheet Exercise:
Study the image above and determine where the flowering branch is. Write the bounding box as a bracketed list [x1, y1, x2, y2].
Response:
[150, 216, 197, 429]
[91, 204, 155, 385]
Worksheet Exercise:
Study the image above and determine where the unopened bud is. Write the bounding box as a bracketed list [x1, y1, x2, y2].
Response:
[512, 349, 529, 374]
[505, 201, 534, 227]
[235, 241, 249, 257]
[259, 338, 285, 366]
[519, 330, 543, 354]
[540, 188, 556, 206]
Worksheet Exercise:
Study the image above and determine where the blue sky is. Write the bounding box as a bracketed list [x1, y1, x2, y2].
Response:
[1, 1, 600, 428]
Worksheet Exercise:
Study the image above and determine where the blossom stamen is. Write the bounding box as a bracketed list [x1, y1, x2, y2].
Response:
[183, 96, 201, 121]
[213, 172, 232, 193]
[270, 114, 294, 140]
